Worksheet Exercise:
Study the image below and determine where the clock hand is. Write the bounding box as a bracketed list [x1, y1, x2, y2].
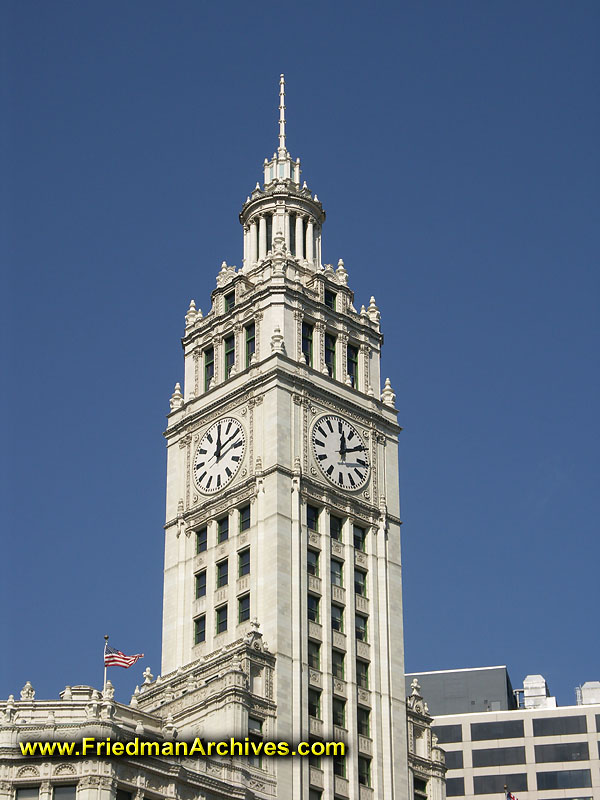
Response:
[344, 445, 365, 453]
[217, 439, 243, 460]
[214, 424, 223, 460]
[339, 431, 347, 460]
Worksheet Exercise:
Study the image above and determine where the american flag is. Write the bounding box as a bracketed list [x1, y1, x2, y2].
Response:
[104, 644, 144, 668]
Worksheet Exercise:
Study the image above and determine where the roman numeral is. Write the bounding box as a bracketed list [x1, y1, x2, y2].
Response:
[195, 462, 205, 469]
[348, 474, 356, 487]
[338, 420, 342, 433]
[225, 467, 232, 477]
[318, 426, 325, 437]
[206, 475, 212, 489]
[357, 458, 366, 466]
[317, 454, 327, 461]
[232, 456, 240, 462]
[199, 448, 207, 454]
[348, 430, 354, 440]
[354, 468, 364, 479]
[314, 439, 325, 447]
[226, 421, 232, 434]
[197, 471, 206, 482]
[207, 433, 213, 444]
[338, 472, 344, 485]
[326, 419, 333, 432]
[217, 475, 221, 487]
[326, 465, 334, 476]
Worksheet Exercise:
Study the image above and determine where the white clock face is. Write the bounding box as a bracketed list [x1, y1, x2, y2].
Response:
[193, 417, 245, 494]
[312, 414, 370, 490]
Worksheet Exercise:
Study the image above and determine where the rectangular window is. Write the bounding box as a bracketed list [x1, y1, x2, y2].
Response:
[353, 525, 366, 551]
[54, 788, 77, 800]
[331, 604, 344, 632]
[333, 755, 345, 777]
[245, 323, 255, 368]
[324, 333, 336, 377]
[308, 738, 322, 770]
[330, 515, 343, 541]
[307, 505, 319, 531]
[473, 773, 527, 795]
[217, 516, 229, 542]
[445, 778, 464, 797]
[224, 334, 235, 379]
[333, 698, 346, 728]
[309, 791, 322, 800]
[194, 614, 206, 644]
[196, 526, 208, 553]
[307, 594, 320, 623]
[357, 707, 370, 737]
[433, 724, 463, 743]
[308, 689, 321, 719]
[471, 719, 524, 740]
[307, 549, 319, 577]
[195, 570, 206, 598]
[16, 792, 39, 800]
[331, 559, 343, 587]
[216, 559, 228, 588]
[239, 504, 251, 531]
[238, 593, 250, 623]
[414, 777, 427, 800]
[302, 322, 313, 366]
[358, 756, 371, 787]
[224, 291, 235, 312]
[347, 344, 359, 388]
[532, 715, 587, 736]
[444, 749, 463, 770]
[472, 746, 526, 767]
[354, 569, 367, 597]
[356, 659, 369, 689]
[115, 793, 132, 800]
[238, 548, 250, 577]
[332, 649, 344, 679]
[324, 289, 336, 310]
[355, 613, 367, 641]
[308, 641, 321, 669]
[535, 742, 590, 763]
[204, 347, 214, 391]
[248, 716, 263, 768]
[536, 769, 592, 790]
[216, 604, 228, 634]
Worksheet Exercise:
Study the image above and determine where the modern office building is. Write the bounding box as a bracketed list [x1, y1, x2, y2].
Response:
[406, 667, 600, 799]
[0, 77, 444, 800]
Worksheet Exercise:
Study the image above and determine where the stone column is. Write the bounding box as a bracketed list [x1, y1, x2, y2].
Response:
[284, 210, 291, 252]
[306, 217, 314, 264]
[360, 343, 370, 394]
[249, 219, 258, 266]
[295, 214, 304, 260]
[314, 321, 325, 373]
[258, 215, 267, 261]
[242, 224, 249, 268]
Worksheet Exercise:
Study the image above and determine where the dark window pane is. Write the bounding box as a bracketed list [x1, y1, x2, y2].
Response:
[224, 334, 235, 378]
[195, 570, 206, 598]
[445, 777, 464, 797]
[355, 613, 367, 641]
[238, 593, 250, 623]
[218, 516, 229, 542]
[308, 641, 320, 669]
[347, 344, 359, 388]
[54, 788, 77, 800]
[596, 713, 600, 732]
[333, 755, 345, 777]
[194, 615, 205, 644]
[238, 548, 250, 577]
[16, 792, 39, 800]
[204, 347, 214, 390]
[302, 322, 313, 366]
[331, 559, 343, 587]
[433, 724, 463, 743]
[307, 505, 319, 531]
[333, 698, 346, 727]
[239, 504, 251, 531]
[325, 333, 336, 377]
[216, 605, 227, 633]
[308, 689, 321, 718]
[245, 323, 255, 367]
[224, 291, 235, 311]
[216, 559, 228, 587]
[324, 289, 336, 310]
[471, 719, 524, 740]
[357, 707, 370, 737]
[332, 650, 344, 679]
[533, 715, 587, 736]
[358, 755, 371, 786]
[331, 605, 344, 632]
[535, 741, 589, 763]
[444, 750, 464, 770]
[330, 515, 342, 541]
[472, 746, 526, 767]
[307, 594, 320, 622]
[307, 549, 319, 577]
[353, 525, 366, 551]
[473, 773, 527, 795]
[355, 569, 367, 596]
[536, 769, 592, 790]
[356, 660, 369, 689]
[196, 526, 207, 553]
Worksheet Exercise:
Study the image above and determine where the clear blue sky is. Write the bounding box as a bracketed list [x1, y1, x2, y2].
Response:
[3, 1, 598, 707]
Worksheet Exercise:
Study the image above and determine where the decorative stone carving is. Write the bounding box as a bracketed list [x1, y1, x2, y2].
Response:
[270, 326, 285, 353]
[185, 299, 198, 328]
[20, 681, 35, 700]
[381, 377, 396, 407]
[143, 666, 154, 685]
[170, 382, 184, 411]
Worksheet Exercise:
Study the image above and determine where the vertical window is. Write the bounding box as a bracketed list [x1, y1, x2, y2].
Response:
[330, 515, 343, 541]
[331, 604, 344, 632]
[357, 707, 370, 737]
[302, 322, 314, 366]
[308, 739, 322, 769]
[196, 526, 207, 553]
[333, 755, 346, 777]
[353, 525, 366, 551]
[307, 505, 319, 531]
[414, 777, 428, 800]
[355, 613, 368, 642]
[307, 549, 320, 577]
[290, 217, 296, 256]
[239, 504, 251, 531]
[331, 559, 343, 587]
[16, 790, 40, 800]
[195, 570, 206, 598]
[54, 789, 77, 800]
[308, 641, 321, 669]
[248, 716, 263, 767]
[356, 659, 369, 688]
[308, 689, 321, 719]
[216, 559, 228, 588]
[224, 291, 235, 312]
[204, 347, 214, 391]
[332, 650, 345, 679]
[238, 548, 250, 577]
[307, 594, 320, 623]
[333, 698, 346, 728]
[309, 791, 322, 800]
[347, 343, 359, 388]
[194, 614, 206, 644]
[245, 323, 255, 368]
[324, 333, 336, 377]
[218, 516, 229, 542]
[238, 593, 250, 622]
[324, 289, 337, 310]
[266, 214, 273, 251]
[216, 604, 228, 633]
[224, 334, 235, 379]
[355, 569, 367, 597]
[358, 756, 371, 787]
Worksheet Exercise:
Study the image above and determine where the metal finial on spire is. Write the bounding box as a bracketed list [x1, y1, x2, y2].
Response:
[278, 73, 286, 156]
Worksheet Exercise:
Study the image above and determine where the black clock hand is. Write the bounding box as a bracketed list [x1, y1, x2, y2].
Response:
[214, 424, 222, 460]
[218, 439, 243, 460]
[344, 445, 365, 453]
[339, 431, 347, 459]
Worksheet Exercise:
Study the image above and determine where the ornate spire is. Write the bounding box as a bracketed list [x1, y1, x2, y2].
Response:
[278, 73, 286, 156]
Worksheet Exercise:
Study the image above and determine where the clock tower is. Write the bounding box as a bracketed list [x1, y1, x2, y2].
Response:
[161, 75, 408, 798]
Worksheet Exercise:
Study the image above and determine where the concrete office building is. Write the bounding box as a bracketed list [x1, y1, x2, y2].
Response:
[406, 667, 600, 799]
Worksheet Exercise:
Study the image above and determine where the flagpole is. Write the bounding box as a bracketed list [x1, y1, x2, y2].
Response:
[103, 634, 109, 692]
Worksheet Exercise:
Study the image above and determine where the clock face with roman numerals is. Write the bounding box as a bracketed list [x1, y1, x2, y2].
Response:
[193, 417, 245, 494]
[312, 414, 370, 491]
